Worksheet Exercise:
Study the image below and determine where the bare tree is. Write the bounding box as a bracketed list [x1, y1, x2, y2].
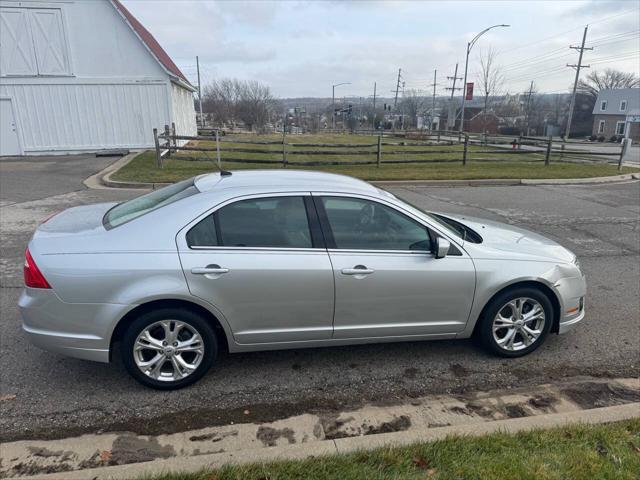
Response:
[577, 68, 639, 101]
[236, 80, 278, 131]
[476, 47, 503, 133]
[202, 78, 277, 131]
[398, 89, 425, 129]
[202, 79, 240, 127]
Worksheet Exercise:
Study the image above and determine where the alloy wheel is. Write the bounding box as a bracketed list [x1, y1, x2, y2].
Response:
[492, 297, 545, 352]
[133, 320, 205, 382]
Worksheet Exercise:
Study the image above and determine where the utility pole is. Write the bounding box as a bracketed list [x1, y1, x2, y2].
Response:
[430, 69, 438, 130]
[394, 68, 402, 107]
[446, 63, 462, 130]
[372, 82, 377, 110]
[196, 56, 203, 128]
[523, 80, 534, 136]
[565, 25, 592, 139]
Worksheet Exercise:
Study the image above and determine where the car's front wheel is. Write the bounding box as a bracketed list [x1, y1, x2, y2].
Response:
[478, 287, 553, 357]
[121, 308, 217, 389]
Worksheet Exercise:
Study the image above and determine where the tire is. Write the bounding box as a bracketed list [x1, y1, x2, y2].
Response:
[477, 287, 554, 358]
[121, 308, 217, 390]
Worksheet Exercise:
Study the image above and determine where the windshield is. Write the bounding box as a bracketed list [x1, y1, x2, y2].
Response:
[103, 178, 198, 229]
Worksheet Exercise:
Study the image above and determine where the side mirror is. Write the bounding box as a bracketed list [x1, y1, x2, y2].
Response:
[435, 237, 450, 259]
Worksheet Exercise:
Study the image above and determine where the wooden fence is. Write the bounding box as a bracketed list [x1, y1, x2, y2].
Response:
[154, 125, 629, 171]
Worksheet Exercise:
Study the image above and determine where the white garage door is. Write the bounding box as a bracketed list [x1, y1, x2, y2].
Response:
[1, 99, 21, 156]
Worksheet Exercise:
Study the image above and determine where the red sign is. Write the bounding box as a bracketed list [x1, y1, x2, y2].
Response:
[465, 82, 474, 100]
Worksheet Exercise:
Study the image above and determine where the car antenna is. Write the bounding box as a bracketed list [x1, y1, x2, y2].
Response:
[200, 143, 232, 176]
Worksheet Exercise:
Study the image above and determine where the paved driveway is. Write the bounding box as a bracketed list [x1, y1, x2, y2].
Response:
[0, 161, 638, 442]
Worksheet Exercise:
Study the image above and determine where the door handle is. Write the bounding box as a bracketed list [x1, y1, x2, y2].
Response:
[191, 265, 229, 275]
[341, 266, 375, 275]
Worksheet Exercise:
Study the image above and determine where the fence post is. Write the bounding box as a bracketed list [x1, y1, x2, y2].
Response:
[153, 128, 162, 168]
[215, 129, 222, 170]
[437, 130, 441, 143]
[171, 122, 177, 149]
[462, 134, 469, 166]
[282, 126, 287, 167]
[164, 124, 171, 158]
[377, 134, 382, 167]
[545, 135, 552, 166]
[618, 138, 629, 171]
[458, 131, 462, 143]
[560, 136, 566, 160]
[518, 134, 523, 150]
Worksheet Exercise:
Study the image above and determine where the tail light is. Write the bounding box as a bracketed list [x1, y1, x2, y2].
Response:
[24, 248, 51, 289]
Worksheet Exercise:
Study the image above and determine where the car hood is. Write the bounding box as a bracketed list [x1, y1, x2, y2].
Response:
[438, 213, 575, 263]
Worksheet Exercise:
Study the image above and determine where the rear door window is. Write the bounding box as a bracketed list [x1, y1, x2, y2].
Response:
[187, 196, 314, 249]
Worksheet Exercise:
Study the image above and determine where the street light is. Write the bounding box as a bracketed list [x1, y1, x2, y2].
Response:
[459, 24, 510, 133]
[332, 82, 351, 129]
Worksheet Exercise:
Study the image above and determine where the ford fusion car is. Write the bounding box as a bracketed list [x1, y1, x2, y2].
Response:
[19, 170, 586, 389]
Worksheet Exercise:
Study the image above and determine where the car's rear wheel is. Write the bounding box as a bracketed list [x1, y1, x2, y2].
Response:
[478, 287, 553, 358]
[121, 308, 217, 389]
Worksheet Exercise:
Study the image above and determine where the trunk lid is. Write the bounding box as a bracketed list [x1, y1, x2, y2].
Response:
[31, 203, 117, 254]
[37, 203, 116, 235]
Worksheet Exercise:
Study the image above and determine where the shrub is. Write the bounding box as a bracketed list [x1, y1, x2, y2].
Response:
[589, 134, 597, 141]
[597, 135, 606, 142]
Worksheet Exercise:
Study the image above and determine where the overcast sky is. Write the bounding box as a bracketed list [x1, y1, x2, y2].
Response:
[122, 0, 640, 98]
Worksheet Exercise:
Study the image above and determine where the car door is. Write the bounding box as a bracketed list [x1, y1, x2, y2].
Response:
[314, 194, 476, 339]
[177, 194, 335, 344]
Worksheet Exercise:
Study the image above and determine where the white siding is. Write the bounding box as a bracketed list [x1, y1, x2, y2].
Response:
[0, 0, 195, 154]
[171, 82, 197, 139]
[0, 81, 170, 152]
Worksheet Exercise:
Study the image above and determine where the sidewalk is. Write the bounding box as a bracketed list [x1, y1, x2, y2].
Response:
[2, 377, 638, 479]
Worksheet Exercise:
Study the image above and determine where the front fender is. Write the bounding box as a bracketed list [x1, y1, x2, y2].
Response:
[457, 259, 582, 338]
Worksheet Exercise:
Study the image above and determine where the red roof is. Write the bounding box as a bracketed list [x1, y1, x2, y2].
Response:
[111, 0, 192, 87]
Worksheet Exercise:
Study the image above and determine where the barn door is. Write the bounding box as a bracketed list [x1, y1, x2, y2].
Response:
[0, 8, 37, 75]
[0, 99, 21, 156]
[29, 9, 70, 75]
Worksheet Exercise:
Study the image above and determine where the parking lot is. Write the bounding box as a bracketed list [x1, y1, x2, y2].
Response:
[0, 156, 638, 442]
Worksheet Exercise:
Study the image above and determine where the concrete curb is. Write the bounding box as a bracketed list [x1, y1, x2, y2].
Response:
[86, 152, 640, 190]
[84, 152, 170, 190]
[373, 172, 640, 187]
[15, 402, 640, 480]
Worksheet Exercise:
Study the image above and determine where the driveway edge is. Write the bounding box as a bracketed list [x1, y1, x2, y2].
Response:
[85, 152, 640, 190]
[16, 402, 640, 480]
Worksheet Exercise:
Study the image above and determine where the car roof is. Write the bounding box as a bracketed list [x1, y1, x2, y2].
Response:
[193, 169, 380, 195]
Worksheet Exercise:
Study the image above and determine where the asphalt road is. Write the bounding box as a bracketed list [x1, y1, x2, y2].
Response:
[1, 158, 638, 442]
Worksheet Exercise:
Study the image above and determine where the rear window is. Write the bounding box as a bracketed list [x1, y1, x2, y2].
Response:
[103, 178, 198, 229]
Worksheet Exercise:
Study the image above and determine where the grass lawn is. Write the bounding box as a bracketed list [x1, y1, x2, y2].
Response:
[113, 150, 636, 184]
[142, 419, 640, 480]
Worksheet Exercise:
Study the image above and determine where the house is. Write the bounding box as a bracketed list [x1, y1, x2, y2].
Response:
[591, 88, 640, 141]
[0, 0, 196, 156]
[464, 110, 502, 134]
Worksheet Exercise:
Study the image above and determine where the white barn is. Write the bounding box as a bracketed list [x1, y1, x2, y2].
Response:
[0, 0, 196, 156]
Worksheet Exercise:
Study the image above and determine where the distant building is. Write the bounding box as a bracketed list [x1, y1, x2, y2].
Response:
[591, 88, 640, 141]
[464, 110, 502, 134]
[0, 0, 196, 156]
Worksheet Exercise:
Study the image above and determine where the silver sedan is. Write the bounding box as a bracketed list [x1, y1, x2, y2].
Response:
[19, 170, 586, 389]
